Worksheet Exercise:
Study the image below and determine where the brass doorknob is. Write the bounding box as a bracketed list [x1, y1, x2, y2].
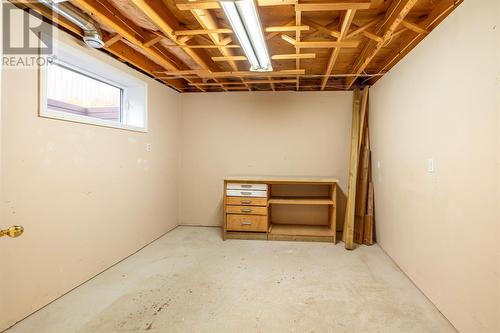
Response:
[0, 226, 24, 238]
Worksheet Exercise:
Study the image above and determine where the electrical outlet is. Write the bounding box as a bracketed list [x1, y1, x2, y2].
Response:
[427, 158, 434, 173]
[377, 160, 381, 169]
[146, 143, 152, 152]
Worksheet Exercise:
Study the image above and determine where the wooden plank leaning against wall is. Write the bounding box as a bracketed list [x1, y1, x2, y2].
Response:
[343, 87, 374, 250]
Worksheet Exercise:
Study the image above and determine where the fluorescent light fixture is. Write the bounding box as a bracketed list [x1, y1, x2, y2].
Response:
[221, 0, 272, 72]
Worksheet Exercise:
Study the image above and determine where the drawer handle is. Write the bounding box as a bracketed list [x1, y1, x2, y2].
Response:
[241, 221, 252, 225]
[240, 191, 252, 195]
[241, 208, 252, 213]
[241, 184, 253, 188]
[241, 200, 251, 204]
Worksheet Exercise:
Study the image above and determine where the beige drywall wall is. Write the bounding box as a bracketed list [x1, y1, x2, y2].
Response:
[0, 1, 3, 248]
[496, 4, 500, 327]
[178, 91, 352, 227]
[369, 1, 500, 332]
[0, 18, 181, 330]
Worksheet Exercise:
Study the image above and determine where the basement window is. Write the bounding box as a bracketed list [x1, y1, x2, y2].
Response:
[46, 62, 123, 123]
[39, 37, 147, 132]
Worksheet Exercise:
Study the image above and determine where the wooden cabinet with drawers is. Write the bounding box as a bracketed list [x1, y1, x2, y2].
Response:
[223, 176, 338, 243]
[224, 182, 269, 235]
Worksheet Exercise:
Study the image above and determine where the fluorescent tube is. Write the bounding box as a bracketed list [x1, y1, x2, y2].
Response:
[220, 0, 272, 72]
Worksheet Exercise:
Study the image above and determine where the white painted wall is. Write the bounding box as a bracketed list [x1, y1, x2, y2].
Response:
[0, 18, 181, 330]
[178, 91, 352, 227]
[369, 1, 500, 332]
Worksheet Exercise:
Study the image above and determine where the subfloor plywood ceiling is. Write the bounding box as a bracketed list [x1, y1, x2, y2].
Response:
[14, 0, 462, 92]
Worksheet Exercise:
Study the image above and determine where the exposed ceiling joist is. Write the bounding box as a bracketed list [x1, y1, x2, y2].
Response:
[174, 28, 233, 36]
[281, 35, 360, 48]
[177, 0, 297, 11]
[295, 9, 301, 90]
[302, 18, 340, 38]
[400, 20, 429, 34]
[321, 9, 356, 90]
[344, 0, 419, 89]
[160, 69, 305, 78]
[266, 25, 310, 32]
[212, 53, 317, 61]
[294, 1, 371, 12]
[189, 78, 297, 86]
[346, 16, 383, 39]
[103, 33, 122, 48]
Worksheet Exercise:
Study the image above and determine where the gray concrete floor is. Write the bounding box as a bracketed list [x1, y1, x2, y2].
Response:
[6, 226, 455, 333]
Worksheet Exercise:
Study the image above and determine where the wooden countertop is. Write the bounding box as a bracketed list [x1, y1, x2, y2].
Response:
[224, 176, 339, 183]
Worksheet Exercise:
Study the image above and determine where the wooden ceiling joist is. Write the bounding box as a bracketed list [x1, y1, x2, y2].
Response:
[160, 69, 304, 78]
[143, 35, 164, 48]
[212, 53, 316, 62]
[344, 0, 419, 89]
[268, 77, 276, 91]
[266, 25, 310, 32]
[212, 56, 247, 62]
[346, 16, 383, 39]
[189, 78, 297, 86]
[266, 20, 295, 41]
[272, 53, 316, 60]
[225, 86, 250, 90]
[321, 9, 356, 90]
[282, 35, 360, 48]
[163, 44, 241, 49]
[247, 79, 297, 84]
[176, 0, 296, 11]
[103, 34, 122, 48]
[294, 1, 371, 12]
[174, 28, 233, 36]
[400, 20, 429, 34]
[302, 18, 340, 38]
[295, 8, 302, 90]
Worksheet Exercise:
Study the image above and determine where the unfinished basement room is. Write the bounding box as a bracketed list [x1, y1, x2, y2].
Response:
[0, 0, 498, 332]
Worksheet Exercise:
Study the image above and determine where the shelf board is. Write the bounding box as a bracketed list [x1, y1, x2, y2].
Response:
[268, 224, 335, 237]
[268, 197, 335, 205]
[224, 176, 339, 184]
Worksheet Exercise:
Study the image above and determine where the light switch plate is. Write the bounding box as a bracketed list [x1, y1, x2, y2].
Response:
[427, 158, 434, 173]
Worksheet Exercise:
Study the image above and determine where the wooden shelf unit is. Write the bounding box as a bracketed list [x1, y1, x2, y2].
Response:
[268, 197, 335, 205]
[223, 176, 338, 243]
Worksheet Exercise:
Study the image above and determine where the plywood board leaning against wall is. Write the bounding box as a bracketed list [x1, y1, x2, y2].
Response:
[343, 86, 374, 249]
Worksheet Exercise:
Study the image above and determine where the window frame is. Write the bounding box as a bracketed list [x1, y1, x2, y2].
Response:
[39, 36, 148, 133]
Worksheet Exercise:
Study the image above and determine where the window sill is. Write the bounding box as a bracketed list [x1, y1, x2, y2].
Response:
[40, 109, 148, 133]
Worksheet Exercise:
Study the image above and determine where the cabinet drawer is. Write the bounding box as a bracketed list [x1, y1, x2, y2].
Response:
[226, 214, 268, 232]
[226, 197, 267, 206]
[227, 183, 268, 191]
[226, 189, 267, 197]
[226, 205, 268, 215]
